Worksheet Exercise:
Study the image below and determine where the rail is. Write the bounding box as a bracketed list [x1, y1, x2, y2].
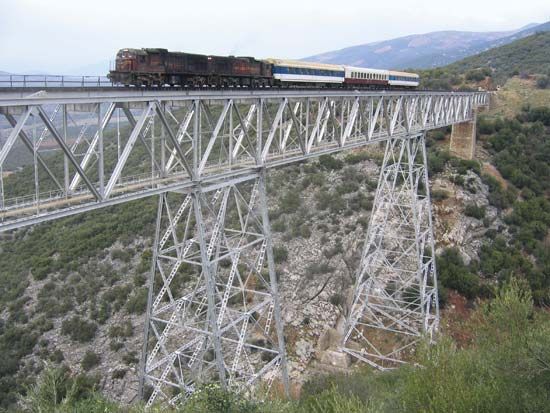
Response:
[0, 74, 115, 88]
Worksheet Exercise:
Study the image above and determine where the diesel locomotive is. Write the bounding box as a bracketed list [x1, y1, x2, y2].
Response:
[108, 48, 419, 89]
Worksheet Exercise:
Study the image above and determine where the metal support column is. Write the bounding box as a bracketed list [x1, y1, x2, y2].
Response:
[142, 174, 288, 407]
[342, 133, 439, 369]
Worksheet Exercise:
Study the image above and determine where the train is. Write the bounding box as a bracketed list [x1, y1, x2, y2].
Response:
[108, 48, 420, 89]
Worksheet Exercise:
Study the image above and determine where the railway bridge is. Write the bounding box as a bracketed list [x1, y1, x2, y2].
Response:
[0, 86, 489, 406]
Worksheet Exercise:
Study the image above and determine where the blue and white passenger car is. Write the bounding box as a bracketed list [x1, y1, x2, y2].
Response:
[265, 59, 345, 85]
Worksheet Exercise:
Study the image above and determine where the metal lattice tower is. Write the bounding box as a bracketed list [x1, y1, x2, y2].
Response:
[342, 133, 438, 369]
[140, 174, 289, 406]
[0, 89, 489, 406]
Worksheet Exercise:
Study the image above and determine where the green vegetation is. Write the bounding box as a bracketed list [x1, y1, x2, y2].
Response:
[61, 316, 98, 343]
[81, 351, 101, 371]
[419, 31, 550, 89]
[19, 281, 550, 412]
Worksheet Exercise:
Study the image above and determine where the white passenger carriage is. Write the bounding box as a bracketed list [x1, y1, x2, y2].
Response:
[388, 71, 420, 88]
[265, 59, 345, 84]
[344, 66, 389, 87]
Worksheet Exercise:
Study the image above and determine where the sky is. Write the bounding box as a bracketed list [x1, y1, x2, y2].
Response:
[1, 0, 549, 74]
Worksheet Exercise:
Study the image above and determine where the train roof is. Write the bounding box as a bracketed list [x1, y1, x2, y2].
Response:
[263, 58, 344, 71]
[344, 66, 388, 74]
[388, 70, 419, 78]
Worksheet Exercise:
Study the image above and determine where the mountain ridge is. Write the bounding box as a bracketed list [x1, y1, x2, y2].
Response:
[305, 21, 550, 70]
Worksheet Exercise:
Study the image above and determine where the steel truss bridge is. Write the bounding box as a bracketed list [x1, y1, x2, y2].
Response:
[0, 89, 488, 406]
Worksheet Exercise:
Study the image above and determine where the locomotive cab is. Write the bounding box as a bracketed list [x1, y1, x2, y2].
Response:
[116, 49, 137, 72]
[108, 49, 141, 85]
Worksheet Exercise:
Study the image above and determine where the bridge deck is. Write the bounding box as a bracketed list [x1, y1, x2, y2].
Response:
[0, 90, 489, 231]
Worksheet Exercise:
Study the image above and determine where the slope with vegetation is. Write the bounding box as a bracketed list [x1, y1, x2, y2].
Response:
[20, 280, 550, 413]
[419, 31, 550, 90]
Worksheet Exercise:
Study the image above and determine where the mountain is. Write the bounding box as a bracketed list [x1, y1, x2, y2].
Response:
[448, 30, 550, 80]
[66, 59, 112, 76]
[419, 30, 550, 90]
[305, 21, 550, 69]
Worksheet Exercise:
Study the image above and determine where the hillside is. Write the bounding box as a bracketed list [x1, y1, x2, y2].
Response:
[419, 31, 550, 90]
[305, 21, 549, 70]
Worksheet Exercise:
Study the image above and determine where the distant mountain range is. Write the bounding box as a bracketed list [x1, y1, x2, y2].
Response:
[305, 21, 550, 70]
[66, 59, 112, 76]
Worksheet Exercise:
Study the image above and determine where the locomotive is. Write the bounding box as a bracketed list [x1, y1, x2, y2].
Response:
[108, 48, 419, 89]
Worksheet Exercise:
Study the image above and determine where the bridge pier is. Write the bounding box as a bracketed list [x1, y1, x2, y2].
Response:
[342, 133, 439, 369]
[449, 115, 477, 160]
[139, 172, 289, 407]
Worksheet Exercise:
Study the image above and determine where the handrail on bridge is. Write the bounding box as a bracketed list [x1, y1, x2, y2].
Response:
[0, 74, 115, 88]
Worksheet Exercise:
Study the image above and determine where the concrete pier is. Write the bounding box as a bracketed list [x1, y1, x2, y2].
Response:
[450, 114, 477, 160]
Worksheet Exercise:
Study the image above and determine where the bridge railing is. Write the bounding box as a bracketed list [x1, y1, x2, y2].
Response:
[0, 75, 115, 88]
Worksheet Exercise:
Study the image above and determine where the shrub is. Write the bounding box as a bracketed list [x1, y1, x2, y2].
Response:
[273, 246, 289, 264]
[110, 248, 132, 262]
[344, 150, 370, 164]
[432, 130, 446, 141]
[300, 225, 312, 239]
[112, 369, 127, 380]
[278, 190, 301, 214]
[81, 351, 100, 371]
[305, 262, 335, 279]
[61, 316, 97, 343]
[536, 75, 549, 89]
[122, 351, 139, 365]
[318, 154, 344, 170]
[464, 204, 486, 219]
[108, 321, 133, 339]
[125, 287, 148, 314]
[437, 248, 481, 299]
[431, 189, 449, 201]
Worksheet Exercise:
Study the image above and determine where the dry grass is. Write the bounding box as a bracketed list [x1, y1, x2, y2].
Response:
[488, 77, 550, 118]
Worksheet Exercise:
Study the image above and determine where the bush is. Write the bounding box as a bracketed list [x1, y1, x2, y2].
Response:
[108, 321, 133, 339]
[273, 246, 289, 264]
[81, 351, 100, 371]
[278, 190, 301, 214]
[122, 351, 139, 366]
[437, 248, 481, 299]
[432, 130, 446, 141]
[305, 262, 335, 279]
[464, 204, 486, 219]
[125, 287, 148, 314]
[431, 189, 449, 201]
[61, 316, 97, 343]
[344, 150, 370, 164]
[318, 154, 344, 170]
[110, 248, 132, 263]
[536, 75, 549, 89]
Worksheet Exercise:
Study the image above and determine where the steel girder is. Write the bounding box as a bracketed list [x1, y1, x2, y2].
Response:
[141, 173, 289, 407]
[0, 92, 488, 231]
[342, 133, 439, 369]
